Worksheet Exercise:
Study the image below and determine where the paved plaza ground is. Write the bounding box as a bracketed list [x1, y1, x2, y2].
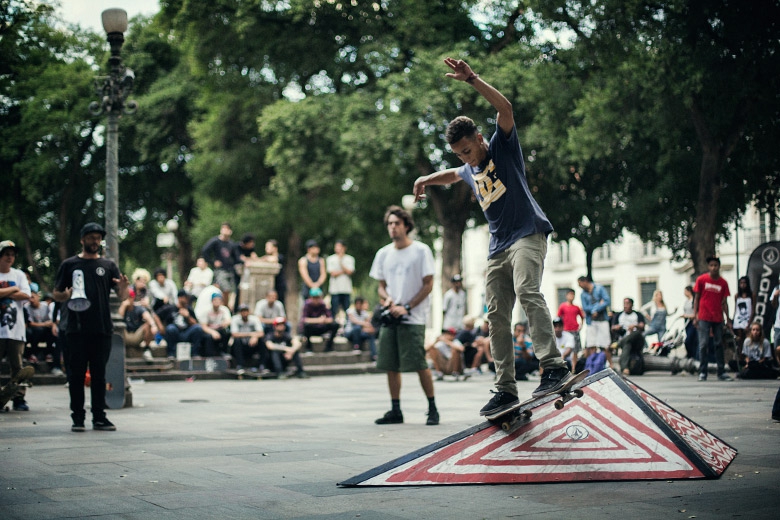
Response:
[1, 370, 779, 519]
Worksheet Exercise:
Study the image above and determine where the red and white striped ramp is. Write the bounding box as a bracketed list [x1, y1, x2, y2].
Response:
[339, 369, 737, 486]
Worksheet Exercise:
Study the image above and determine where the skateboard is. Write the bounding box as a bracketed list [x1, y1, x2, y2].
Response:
[485, 370, 590, 431]
[0, 366, 35, 410]
[105, 331, 126, 409]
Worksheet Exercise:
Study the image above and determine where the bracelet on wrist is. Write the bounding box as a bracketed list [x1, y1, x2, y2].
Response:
[466, 73, 479, 84]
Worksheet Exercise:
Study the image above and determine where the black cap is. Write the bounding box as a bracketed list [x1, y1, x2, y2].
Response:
[80, 222, 106, 238]
[305, 239, 318, 249]
[177, 289, 189, 297]
[553, 317, 563, 325]
[237, 303, 250, 311]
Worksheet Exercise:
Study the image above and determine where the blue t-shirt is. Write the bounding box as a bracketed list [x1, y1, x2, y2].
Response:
[457, 123, 553, 258]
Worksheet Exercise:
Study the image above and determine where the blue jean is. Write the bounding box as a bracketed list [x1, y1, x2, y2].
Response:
[697, 320, 725, 376]
[485, 233, 565, 395]
[330, 293, 351, 318]
[165, 324, 205, 357]
[347, 327, 377, 357]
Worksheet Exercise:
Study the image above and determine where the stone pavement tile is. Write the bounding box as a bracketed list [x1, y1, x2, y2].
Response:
[1, 495, 159, 520]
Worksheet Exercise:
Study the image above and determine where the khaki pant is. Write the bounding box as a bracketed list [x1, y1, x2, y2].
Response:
[485, 233, 566, 395]
[0, 339, 27, 400]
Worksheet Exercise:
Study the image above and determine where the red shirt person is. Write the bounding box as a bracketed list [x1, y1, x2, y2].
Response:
[693, 256, 733, 382]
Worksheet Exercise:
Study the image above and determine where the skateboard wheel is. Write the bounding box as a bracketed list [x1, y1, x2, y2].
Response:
[554, 400, 564, 410]
[501, 422, 512, 431]
[521, 410, 532, 419]
[574, 389, 584, 398]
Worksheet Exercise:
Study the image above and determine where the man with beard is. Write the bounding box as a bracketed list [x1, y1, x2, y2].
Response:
[53, 223, 128, 432]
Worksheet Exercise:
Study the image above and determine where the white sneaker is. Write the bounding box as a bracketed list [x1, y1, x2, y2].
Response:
[142, 349, 154, 362]
[51, 368, 65, 377]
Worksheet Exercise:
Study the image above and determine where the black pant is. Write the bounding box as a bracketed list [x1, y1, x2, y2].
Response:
[303, 322, 339, 350]
[66, 333, 111, 421]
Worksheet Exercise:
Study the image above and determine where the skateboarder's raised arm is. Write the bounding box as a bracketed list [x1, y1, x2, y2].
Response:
[444, 57, 514, 136]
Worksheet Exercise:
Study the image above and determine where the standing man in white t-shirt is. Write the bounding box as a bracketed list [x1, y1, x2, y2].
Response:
[326, 240, 355, 323]
[369, 206, 439, 426]
[0, 240, 32, 411]
[442, 274, 467, 330]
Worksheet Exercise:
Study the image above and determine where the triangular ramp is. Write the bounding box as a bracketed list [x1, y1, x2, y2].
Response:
[339, 369, 737, 486]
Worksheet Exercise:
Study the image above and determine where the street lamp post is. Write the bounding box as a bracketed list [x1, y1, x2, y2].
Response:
[89, 8, 137, 265]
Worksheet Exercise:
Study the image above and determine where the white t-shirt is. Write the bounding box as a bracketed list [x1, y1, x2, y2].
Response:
[773, 285, 780, 326]
[254, 299, 286, 320]
[0, 268, 30, 341]
[186, 266, 213, 297]
[326, 254, 355, 295]
[369, 240, 435, 326]
[555, 331, 576, 355]
[231, 314, 262, 333]
[442, 288, 467, 330]
[203, 305, 231, 328]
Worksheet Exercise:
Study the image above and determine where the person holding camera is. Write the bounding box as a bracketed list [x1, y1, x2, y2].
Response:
[369, 206, 439, 426]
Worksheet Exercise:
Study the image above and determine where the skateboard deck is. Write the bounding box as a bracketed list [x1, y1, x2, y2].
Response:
[485, 370, 590, 431]
[105, 332, 126, 409]
[0, 366, 35, 410]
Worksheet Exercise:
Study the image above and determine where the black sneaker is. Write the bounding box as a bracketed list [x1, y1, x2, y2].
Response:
[93, 418, 116, 431]
[426, 409, 440, 426]
[479, 391, 519, 416]
[12, 399, 29, 411]
[71, 417, 86, 432]
[375, 410, 404, 424]
[531, 367, 574, 398]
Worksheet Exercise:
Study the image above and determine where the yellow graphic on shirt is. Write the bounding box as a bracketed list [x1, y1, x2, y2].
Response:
[472, 160, 506, 211]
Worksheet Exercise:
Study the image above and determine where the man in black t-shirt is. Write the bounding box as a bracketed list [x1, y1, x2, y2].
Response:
[53, 223, 128, 432]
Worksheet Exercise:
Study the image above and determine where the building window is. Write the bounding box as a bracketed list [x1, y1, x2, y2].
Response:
[640, 281, 657, 306]
[558, 242, 570, 264]
[556, 287, 573, 307]
[642, 242, 657, 257]
[596, 244, 612, 261]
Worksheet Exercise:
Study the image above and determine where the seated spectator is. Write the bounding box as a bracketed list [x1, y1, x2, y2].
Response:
[612, 297, 646, 376]
[159, 289, 205, 359]
[265, 317, 307, 378]
[194, 283, 222, 323]
[230, 303, 265, 371]
[456, 316, 482, 375]
[473, 319, 495, 373]
[200, 293, 232, 357]
[149, 267, 178, 312]
[553, 317, 578, 371]
[513, 322, 539, 380]
[129, 268, 152, 302]
[345, 296, 377, 359]
[254, 290, 286, 336]
[300, 287, 338, 351]
[25, 289, 54, 361]
[184, 257, 213, 298]
[426, 328, 466, 379]
[118, 291, 158, 361]
[583, 346, 607, 374]
[739, 322, 778, 379]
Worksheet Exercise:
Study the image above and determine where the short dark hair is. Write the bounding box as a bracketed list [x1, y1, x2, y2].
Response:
[153, 267, 166, 278]
[624, 297, 634, 305]
[577, 275, 592, 283]
[384, 205, 415, 233]
[241, 233, 255, 244]
[445, 116, 479, 144]
[354, 296, 365, 305]
[706, 256, 721, 265]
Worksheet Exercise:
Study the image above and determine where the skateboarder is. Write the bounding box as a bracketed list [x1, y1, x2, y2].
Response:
[0, 240, 32, 412]
[413, 57, 571, 417]
[53, 223, 129, 431]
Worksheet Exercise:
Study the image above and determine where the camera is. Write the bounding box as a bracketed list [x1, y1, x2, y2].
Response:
[378, 306, 405, 327]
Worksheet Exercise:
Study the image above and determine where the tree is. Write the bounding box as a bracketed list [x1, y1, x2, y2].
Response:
[0, 1, 107, 285]
[529, 0, 780, 273]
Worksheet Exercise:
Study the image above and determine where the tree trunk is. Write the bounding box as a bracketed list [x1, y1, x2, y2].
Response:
[688, 148, 721, 275]
[426, 182, 472, 294]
